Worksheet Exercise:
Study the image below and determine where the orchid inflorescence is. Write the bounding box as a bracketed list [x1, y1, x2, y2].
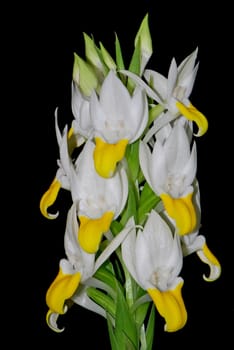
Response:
[40, 13, 221, 349]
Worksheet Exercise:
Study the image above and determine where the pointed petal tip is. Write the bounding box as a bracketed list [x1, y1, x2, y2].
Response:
[46, 309, 66, 333]
[197, 243, 222, 282]
[202, 263, 222, 282]
[39, 178, 61, 219]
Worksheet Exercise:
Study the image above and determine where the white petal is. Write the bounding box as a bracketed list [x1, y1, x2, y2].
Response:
[182, 142, 197, 189]
[177, 47, 198, 82]
[144, 69, 167, 102]
[166, 233, 183, 282]
[100, 70, 131, 119]
[143, 111, 176, 143]
[135, 211, 174, 287]
[71, 81, 83, 119]
[167, 58, 178, 100]
[139, 140, 155, 191]
[182, 234, 205, 256]
[112, 165, 129, 218]
[121, 221, 139, 283]
[182, 63, 199, 99]
[164, 122, 190, 172]
[119, 69, 163, 104]
[128, 87, 148, 142]
[94, 216, 135, 272]
[151, 141, 167, 193]
[64, 202, 95, 279]
[72, 285, 106, 318]
[54, 107, 62, 146]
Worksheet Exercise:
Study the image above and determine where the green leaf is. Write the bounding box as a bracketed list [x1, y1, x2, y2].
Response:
[120, 178, 138, 226]
[144, 304, 155, 350]
[124, 267, 138, 308]
[114, 283, 139, 349]
[148, 104, 165, 127]
[115, 33, 125, 71]
[138, 182, 161, 225]
[128, 37, 141, 75]
[86, 287, 116, 319]
[127, 38, 141, 93]
[100, 42, 117, 70]
[135, 301, 151, 330]
[125, 141, 140, 182]
[110, 220, 123, 236]
[107, 314, 119, 350]
[94, 264, 119, 293]
[130, 287, 151, 330]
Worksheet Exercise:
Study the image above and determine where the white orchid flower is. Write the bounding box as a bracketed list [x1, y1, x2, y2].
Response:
[46, 202, 134, 332]
[39, 107, 87, 220]
[122, 210, 187, 332]
[139, 122, 197, 235]
[119, 48, 208, 137]
[90, 69, 148, 178]
[58, 128, 128, 253]
[39, 109, 72, 220]
[144, 48, 199, 113]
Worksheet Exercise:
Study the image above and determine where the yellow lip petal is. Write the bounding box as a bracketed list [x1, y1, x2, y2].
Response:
[176, 101, 208, 137]
[93, 137, 128, 178]
[46, 267, 81, 315]
[78, 211, 114, 253]
[161, 192, 196, 235]
[197, 243, 222, 281]
[148, 281, 187, 332]
[39, 178, 61, 219]
[68, 127, 74, 139]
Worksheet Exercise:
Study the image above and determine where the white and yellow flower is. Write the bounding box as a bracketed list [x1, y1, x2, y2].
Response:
[90, 70, 148, 178]
[59, 129, 128, 253]
[46, 202, 134, 332]
[120, 48, 208, 137]
[39, 110, 72, 220]
[121, 210, 187, 332]
[139, 122, 197, 235]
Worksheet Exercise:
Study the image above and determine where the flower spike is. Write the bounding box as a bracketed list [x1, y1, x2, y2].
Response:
[41, 14, 221, 345]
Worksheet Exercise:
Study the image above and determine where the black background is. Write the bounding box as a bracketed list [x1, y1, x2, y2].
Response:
[8, 0, 231, 347]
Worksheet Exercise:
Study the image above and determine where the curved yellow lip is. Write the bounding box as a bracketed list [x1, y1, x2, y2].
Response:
[148, 280, 187, 332]
[39, 178, 61, 219]
[93, 137, 128, 178]
[78, 211, 114, 253]
[160, 192, 196, 235]
[176, 101, 208, 137]
[46, 267, 81, 315]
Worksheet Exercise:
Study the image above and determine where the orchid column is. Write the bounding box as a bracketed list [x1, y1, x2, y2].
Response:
[40, 13, 221, 349]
